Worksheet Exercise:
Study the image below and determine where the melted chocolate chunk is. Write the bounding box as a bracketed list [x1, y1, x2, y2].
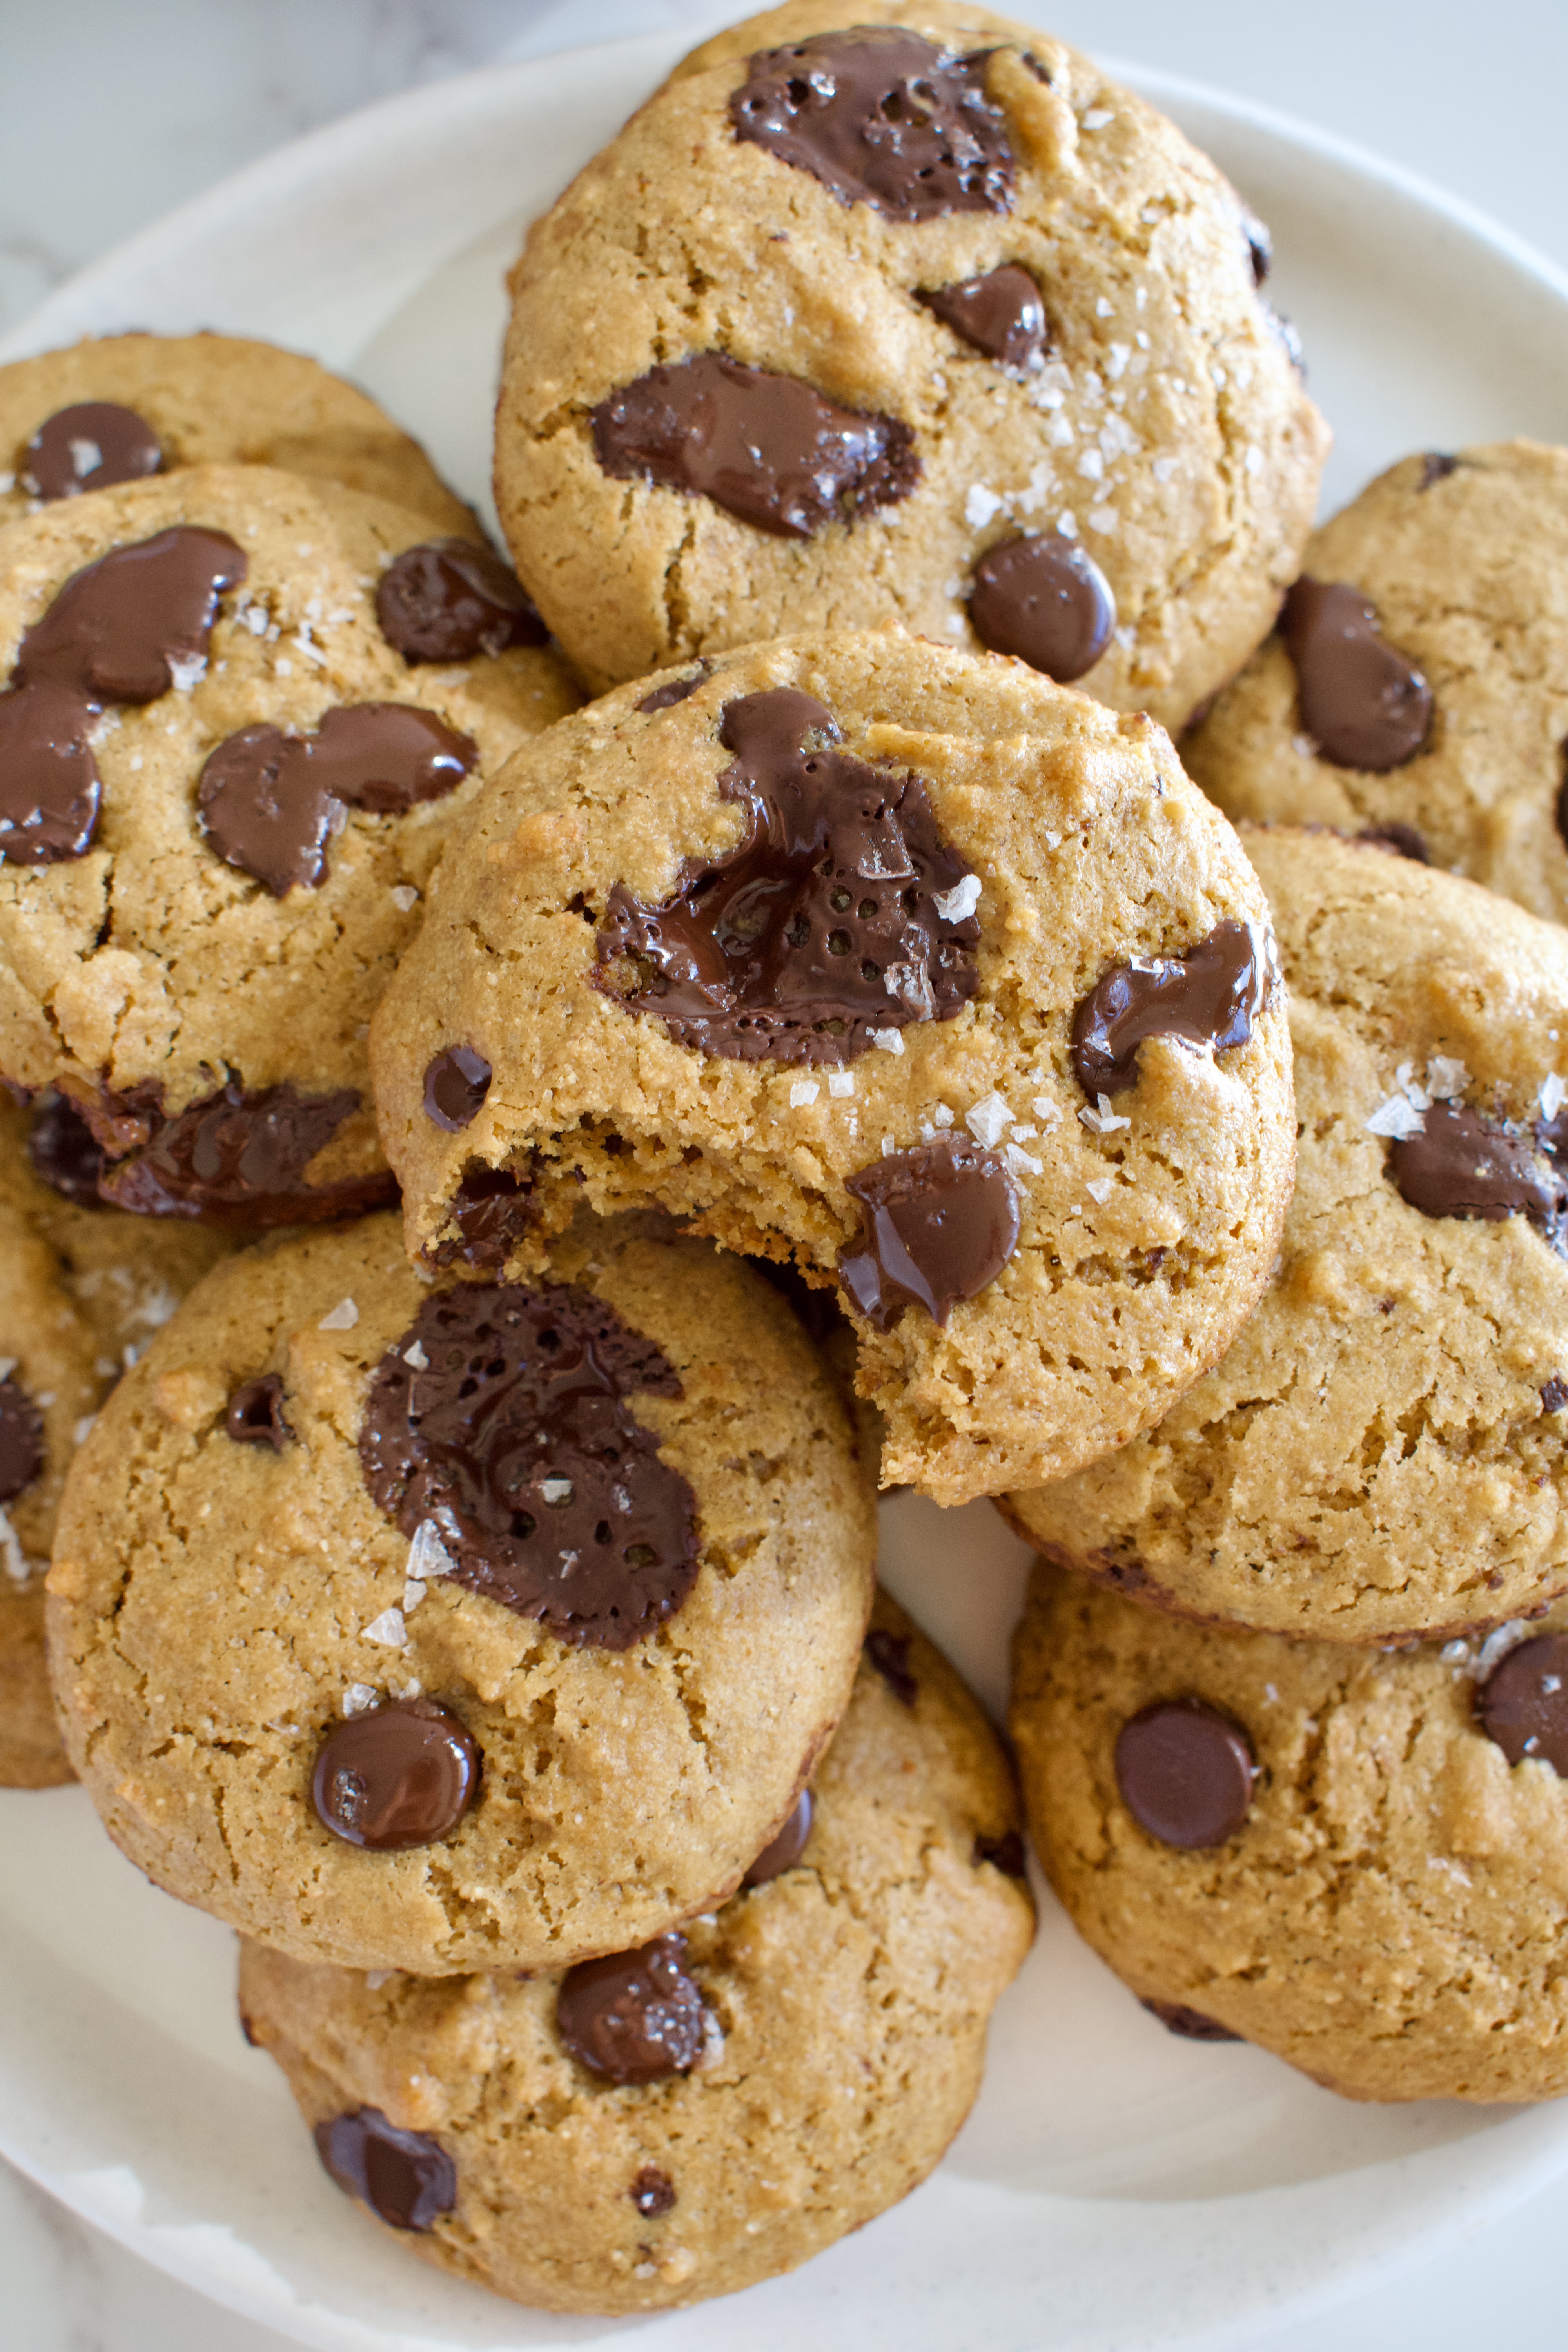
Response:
[974, 1828, 1028, 1878]
[968, 534, 1116, 683]
[97, 1082, 390, 1225]
[306, 702, 475, 814]
[1141, 1998, 1242, 2043]
[314, 2107, 456, 2232]
[425, 1161, 535, 1269]
[743, 1788, 814, 1886]
[864, 1624, 918, 1707]
[22, 401, 163, 501]
[15, 526, 246, 704]
[630, 2165, 677, 2217]
[1356, 821, 1429, 862]
[1239, 206, 1271, 287]
[1072, 918, 1271, 1097]
[1543, 1376, 1568, 1414]
[638, 669, 708, 713]
[592, 353, 919, 540]
[0, 1376, 45, 1505]
[423, 1047, 492, 1131]
[27, 1091, 106, 1205]
[1418, 452, 1461, 490]
[1477, 1633, 1568, 1774]
[839, 1134, 1019, 1328]
[225, 1374, 292, 1452]
[593, 688, 979, 1066]
[358, 1281, 699, 1651]
[730, 27, 1014, 221]
[311, 1699, 481, 1849]
[918, 264, 1048, 368]
[197, 724, 338, 896]
[1388, 1101, 1565, 1234]
[1115, 1701, 1256, 1849]
[0, 681, 102, 864]
[376, 538, 546, 663]
[1281, 578, 1433, 771]
[556, 1935, 706, 2083]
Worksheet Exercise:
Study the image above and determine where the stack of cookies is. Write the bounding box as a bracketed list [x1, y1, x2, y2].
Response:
[5, 0, 1568, 2319]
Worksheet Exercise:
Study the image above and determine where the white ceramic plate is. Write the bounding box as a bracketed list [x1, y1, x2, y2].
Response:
[6, 25, 1568, 2352]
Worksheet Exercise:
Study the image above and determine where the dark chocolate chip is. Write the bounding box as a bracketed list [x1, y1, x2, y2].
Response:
[1140, 1997, 1242, 2043]
[423, 1047, 492, 1131]
[22, 401, 163, 501]
[968, 534, 1115, 683]
[1071, 918, 1272, 1097]
[839, 1133, 1019, 1328]
[96, 1081, 392, 1225]
[918, 265, 1047, 369]
[1418, 452, 1461, 490]
[1477, 1632, 1568, 1773]
[311, 1699, 481, 1849]
[864, 1624, 918, 1707]
[1281, 578, 1433, 771]
[743, 1788, 814, 1886]
[1356, 821, 1429, 862]
[0, 681, 102, 864]
[425, 1160, 535, 1269]
[637, 669, 708, 713]
[314, 2107, 456, 2232]
[1237, 202, 1272, 287]
[27, 1091, 107, 1205]
[556, 1934, 706, 2084]
[304, 702, 475, 815]
[1388, 1102, 1564, 1232]
[376, 538, 546, 663]
[0, 1376, 45, 1506]
[1115, 1700, 1256, 1849]
[592, 687, 979, 1065]
[730, 27, 1014, 221]
[592, 353, 919, 540]
[974, 1827, 1028, 1878]
[1543, 1377, 1568, 1413]
[15, 525, 246, 704]
[630, 2165, 677, 2217]
[225, 1374, 292, 1452]
[358, 1281, 699, 1651]
[197, 723, 338, 897]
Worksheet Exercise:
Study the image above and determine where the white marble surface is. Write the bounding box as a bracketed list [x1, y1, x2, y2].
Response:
[3, 3, 1568, 2346]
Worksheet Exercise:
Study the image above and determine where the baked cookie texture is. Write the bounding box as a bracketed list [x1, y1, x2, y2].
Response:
[1005, 828, 1568, 1644]
[0, 333, 474, 531]
[368, 630, 1296, 1505]
[1187, 442, 1568, 926]
[0, 463, 579, 1218]
[47, 1211, 877, 1973]
[238, 1595, 1033, 2315]
[494, 0, 1328, 721]
[0, 1098, 232, 1785]
[1013, 1560, 1568, 2103]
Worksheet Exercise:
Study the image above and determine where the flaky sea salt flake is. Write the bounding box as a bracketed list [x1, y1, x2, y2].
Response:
[1085, 1176, 1115, 1203]
[965, 1092, 1011, 1149]
[343, 1683, 381, 1716]
[362, 1607, 407, 1649]
[828, 1070, 855, 1098]
[933, 874, 982, 923]
[1365, 1094, 1425, 1141]
[1540, 1071, 1568, 1120]
[789, 1079, 820, 1108]
[319, 1297, 359, 1331]
[407, 1519, 453, 1583]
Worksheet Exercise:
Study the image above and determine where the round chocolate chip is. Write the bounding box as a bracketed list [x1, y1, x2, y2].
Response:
[742, 1788, 813, 1886]
[314, 2106, 456, 2232]
[196, 723, 337, 897]
[27, 1091, 105, 1205]
[1281, 578, 1432, 771]
[1477, 1633, 1568, 1774]
[556, 1934, 707, 2083]
[968, 534, 1116, 682]
[423, 1045, 492, 1131]
[225, 1374, 292, 1452]
[1141, 1997, 1242, 2043]
[376, 539, 546, 663]
[0, 679, 102, 865]
[310, 1700, 481, 1850]
[0, 1376, 45, 1506]
[1114, 1700, 1256, 1849]
[22, 401, 163, 501]
[630, 2165, 677, 2216]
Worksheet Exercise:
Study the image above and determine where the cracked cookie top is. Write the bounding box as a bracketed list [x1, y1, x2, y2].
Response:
[494, 0, 1327, 726]
[1007, 827, 1568, 1644]
[45, 1209, 875, 1973]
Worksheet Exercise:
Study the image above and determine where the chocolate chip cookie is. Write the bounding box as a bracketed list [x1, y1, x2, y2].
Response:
[47, 1209, 876, 1971]
[369, 629, 1295, 1505]
[0, 462, 579, 1221]
[1013, 1558, 1568, 2102]
[0, 1096, 232, 1785]
[0, 332, 474, 532]
[237, 1594, 1032, 2313]
[1005, 826, 1568, 1644]
[494, 0, 1328, 724]
[1187, 441, 1568, 926]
